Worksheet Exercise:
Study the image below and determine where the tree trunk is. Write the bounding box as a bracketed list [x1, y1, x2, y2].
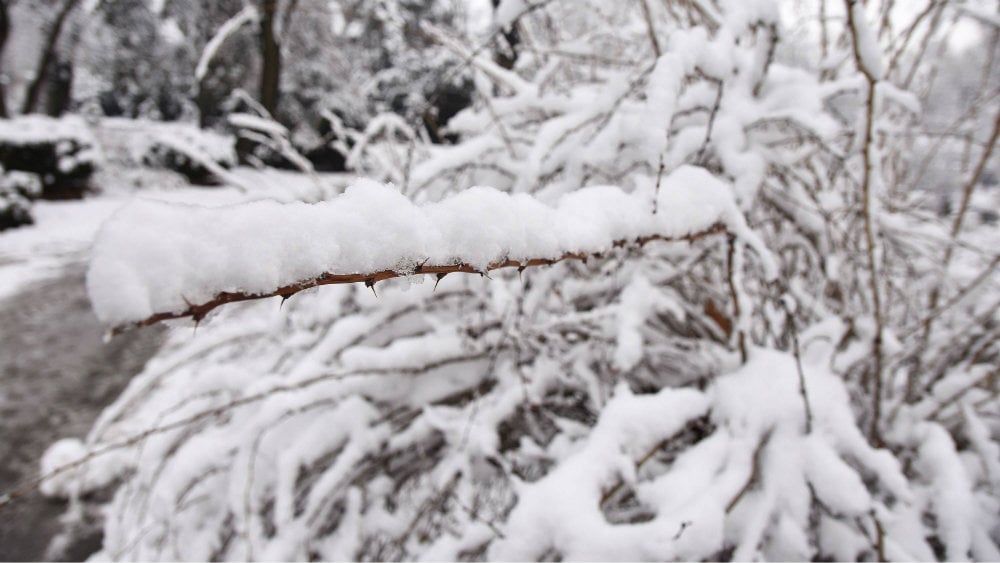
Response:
[43, 56, 72, 117]
[258, 0, 280, 117]
[21, 0, 79, 115]
[0, 0, 10, 118]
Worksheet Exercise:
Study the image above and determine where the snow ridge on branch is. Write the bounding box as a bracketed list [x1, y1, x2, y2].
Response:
[87, 165, 773, 331]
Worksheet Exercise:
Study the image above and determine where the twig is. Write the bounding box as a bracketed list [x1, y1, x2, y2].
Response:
[845, 0, 885, 446]
[780, 297, 813, 434]
[726, 431, 771, 513]
[694, 73, 724, 165]
[111, 224, 729, 334]
[725, 234, 747, 364]
[638, 0, 661, 57]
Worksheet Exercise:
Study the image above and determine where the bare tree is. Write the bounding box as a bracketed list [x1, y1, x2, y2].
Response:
[257, 0, 281, 117]
[20, 0, 80, 115]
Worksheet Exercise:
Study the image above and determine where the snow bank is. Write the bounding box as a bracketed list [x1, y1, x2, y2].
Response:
[87, 166, 770, 326]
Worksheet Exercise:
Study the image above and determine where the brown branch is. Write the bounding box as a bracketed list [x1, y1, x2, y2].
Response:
[726, 234, 748, 364]
[112, 224, 729, 334]
[638, 0, 662, 57]
[726, 431, 771, 514]
[845, 0, 885, 446]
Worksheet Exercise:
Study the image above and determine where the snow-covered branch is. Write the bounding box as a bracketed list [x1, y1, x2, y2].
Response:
[89, 166, 771, 331]
[195, 5, 259, 82]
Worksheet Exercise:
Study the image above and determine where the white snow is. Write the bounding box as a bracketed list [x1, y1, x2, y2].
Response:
[493, 0, 529, 29]
[0, 199, 124, 299]
[851, 2, 884, 79]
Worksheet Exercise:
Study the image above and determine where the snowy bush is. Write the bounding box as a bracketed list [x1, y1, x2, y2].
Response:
[141, 122, 237, 185]
[0, 168, 42, 231]
[0, 116, 99, 199]
[19, 0, 1000, 561]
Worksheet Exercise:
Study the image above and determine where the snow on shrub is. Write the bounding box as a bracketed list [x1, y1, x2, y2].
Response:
[141, 122, 237, 185]
[0, 168, 42, 231]
[85, 166, 772, 328]
[0, 116, 99, 199]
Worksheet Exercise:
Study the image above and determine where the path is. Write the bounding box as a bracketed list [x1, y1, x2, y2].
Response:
[0, 268, 164, 561]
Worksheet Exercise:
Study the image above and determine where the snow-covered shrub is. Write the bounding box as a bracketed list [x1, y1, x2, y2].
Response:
[0, 168, 42, 231]
[24, 0, 1000, 561]
[141, 122, 237, 185]
[0, 116, 99, 199]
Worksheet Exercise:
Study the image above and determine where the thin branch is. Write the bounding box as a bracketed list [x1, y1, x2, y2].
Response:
[726, 431, 771, 513]
[725, 234, 747, 363]
[781, 297, 813, 434]
[112, 224, 729, 334]
[845, 0, 885, 446]
[638, 0, 662, 57]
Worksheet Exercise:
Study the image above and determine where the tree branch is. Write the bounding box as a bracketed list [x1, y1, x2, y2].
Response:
[111, 224, 728, 334]
[845, 0, 885, 445]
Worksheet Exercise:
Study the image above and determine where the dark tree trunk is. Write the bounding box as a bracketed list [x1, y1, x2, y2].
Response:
[0, 0, 10, 117]
[258, 0, 281, 117]
[44, 57, 72, 117]
[21, 0, 80, 115]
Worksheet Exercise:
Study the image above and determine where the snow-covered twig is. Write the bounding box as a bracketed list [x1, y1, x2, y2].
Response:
[195, 5, 260, 82]
[111, 222, 728, 333]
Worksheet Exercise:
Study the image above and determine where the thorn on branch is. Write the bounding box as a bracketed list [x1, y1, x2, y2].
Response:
[365, 278, 378, 297]
[434, 273, 447, 291]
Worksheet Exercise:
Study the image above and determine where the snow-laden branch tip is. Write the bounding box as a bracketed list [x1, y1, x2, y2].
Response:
[195, 5, 259, 82]
[86, 166, 776, 330]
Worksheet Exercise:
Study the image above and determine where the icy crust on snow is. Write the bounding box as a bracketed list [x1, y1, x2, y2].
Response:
[87, 165, 773, 325]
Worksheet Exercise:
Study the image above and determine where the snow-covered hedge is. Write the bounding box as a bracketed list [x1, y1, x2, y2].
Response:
[0, 168, 42, 231]
[141, 122, 237, 185]
[0, 116, 99, 199]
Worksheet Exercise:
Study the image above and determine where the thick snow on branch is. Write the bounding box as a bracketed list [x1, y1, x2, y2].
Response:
[195, 5, 259, 82]
[87, 166, 772, 327]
